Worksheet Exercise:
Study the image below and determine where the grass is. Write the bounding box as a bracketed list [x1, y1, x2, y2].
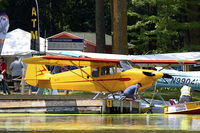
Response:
[58, 88, 200, 102]
[140, 88, 200, 102]
[69, 90, 94, 95]
[66, 88, 200, 102]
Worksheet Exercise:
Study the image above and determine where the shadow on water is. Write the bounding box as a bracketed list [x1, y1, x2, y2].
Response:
[0, 114, 200, 132]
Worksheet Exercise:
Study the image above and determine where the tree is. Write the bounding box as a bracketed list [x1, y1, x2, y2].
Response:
[127, 0, 200, 55]
[112, 0, 128, 54]
[96, 0, 106, 53]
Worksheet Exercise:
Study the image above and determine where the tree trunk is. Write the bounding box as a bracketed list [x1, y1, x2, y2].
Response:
[112, 0, 128, 54]
[96, 0, 106, 53]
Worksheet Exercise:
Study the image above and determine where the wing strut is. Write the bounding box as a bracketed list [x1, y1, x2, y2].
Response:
[150, 82, 167, 106]
[158, 64, 171, 71]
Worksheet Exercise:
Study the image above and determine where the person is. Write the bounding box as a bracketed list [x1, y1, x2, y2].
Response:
[0, 56, 10, 95]
[179, 84, 192, 103]
[121, 82, 142, 101]
[51, 66, 62, 74]
[9, 57, 23, 92]
[50, 66, 63, 95]
[169, 99, 178, 105]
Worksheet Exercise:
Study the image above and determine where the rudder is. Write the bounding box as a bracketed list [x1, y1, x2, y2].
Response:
[25, 64, 50, 86]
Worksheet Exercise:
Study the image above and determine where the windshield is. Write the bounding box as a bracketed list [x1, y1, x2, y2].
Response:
[119, 60, 134, 71]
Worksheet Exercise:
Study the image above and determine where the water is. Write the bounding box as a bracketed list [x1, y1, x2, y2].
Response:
[0, 114, 200, 132]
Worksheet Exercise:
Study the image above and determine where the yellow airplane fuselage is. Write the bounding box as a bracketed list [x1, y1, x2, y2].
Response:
[25, 64, 163, 93]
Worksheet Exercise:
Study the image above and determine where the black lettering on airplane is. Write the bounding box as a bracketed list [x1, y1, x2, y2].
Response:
[170, 77, 200, 86]
[176, 78, 181, 84]
[191, 79, 195, 85]
[185, 78, 191, 84]
[171, 77, 176, 84]
[181, 78, 186, 84]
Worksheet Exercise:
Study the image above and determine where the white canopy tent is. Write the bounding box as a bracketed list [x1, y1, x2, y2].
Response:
[1, 28, 46, 56]
[1, 28, 47, 78]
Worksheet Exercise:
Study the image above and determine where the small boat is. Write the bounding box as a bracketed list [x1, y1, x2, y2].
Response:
[164, 101, 200, 114]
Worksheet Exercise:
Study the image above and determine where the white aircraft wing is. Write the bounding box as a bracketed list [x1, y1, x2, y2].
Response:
[59, 51, 200, 61]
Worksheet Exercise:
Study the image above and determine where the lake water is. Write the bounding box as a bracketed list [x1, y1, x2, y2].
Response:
[0, 114, 200, 132]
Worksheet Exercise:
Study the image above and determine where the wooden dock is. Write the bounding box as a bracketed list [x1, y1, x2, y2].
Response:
[0, 95, 141, 114]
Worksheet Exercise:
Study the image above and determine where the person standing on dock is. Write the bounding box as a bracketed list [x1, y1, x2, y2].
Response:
[9, 57, 23, 93]
[179, 84, 192, 103]
[121, 82, 142, 101]
[0, 56, 10, 95]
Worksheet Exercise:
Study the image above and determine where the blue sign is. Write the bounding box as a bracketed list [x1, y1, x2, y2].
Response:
[48, 38, 84, 50]
[48, 38, 84, 42]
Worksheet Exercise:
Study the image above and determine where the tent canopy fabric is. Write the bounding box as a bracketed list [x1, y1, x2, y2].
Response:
[2, 28, 46, 56]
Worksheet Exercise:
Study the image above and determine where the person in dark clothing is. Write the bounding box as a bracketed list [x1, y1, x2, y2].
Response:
[0, 56, 10, 95]
[122, 82, 142, 101]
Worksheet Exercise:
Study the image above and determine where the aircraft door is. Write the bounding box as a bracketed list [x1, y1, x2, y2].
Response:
[99, 65, 122, 92]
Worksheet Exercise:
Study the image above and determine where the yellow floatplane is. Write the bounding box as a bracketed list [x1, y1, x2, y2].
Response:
[22, 56, 164, 93]
[22, 55, 197, 95]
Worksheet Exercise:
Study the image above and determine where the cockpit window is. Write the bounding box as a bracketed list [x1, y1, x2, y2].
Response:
[119, 60, 134, 71]
[92, 68, 99, 77]
[101, 66, 115, 75]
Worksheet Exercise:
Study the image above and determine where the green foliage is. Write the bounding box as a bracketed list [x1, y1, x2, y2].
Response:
[128, 0, 200, 55]
[179, 45, 200, 52]
[70, 90, 94, 95]
[0, 0, 112, 37]
[1, 0, 200, 55]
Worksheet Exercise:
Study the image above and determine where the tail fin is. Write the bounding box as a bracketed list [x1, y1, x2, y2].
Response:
[25, 64, 50, 86]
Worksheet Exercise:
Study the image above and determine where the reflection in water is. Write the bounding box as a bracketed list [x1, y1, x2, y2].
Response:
[0, 114, 199, 132]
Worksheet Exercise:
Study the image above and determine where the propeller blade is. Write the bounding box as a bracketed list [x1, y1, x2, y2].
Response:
[143, 71, 155, 76]
[162, 73, 173, 78]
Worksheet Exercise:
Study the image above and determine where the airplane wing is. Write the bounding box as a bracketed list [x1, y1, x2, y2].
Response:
[58, 51, 197, 65]
[22, 56, 120, 66]
[59, 51, 200, 61]
[23, 56, 197, 67]
[131, 60, 197, 65]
